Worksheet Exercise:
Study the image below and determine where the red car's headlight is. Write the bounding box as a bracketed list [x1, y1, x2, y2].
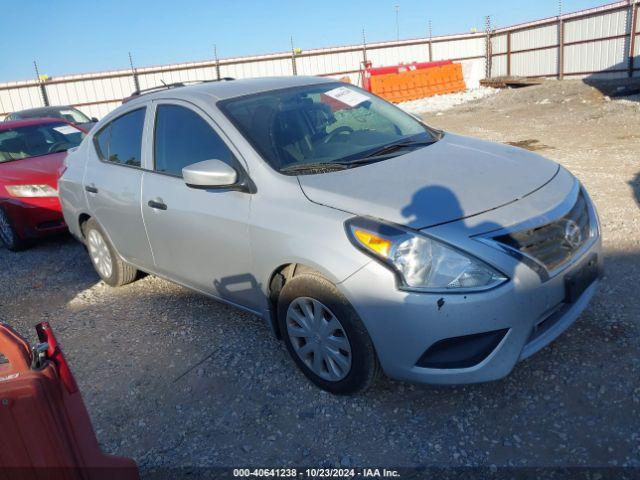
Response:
[5, 185, 58, 198]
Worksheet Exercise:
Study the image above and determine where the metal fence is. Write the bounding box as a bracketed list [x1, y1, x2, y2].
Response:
[0, 0, 638, 121]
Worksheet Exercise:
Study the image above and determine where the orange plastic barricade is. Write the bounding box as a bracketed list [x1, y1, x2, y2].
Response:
[368, 62, 466, 103]
[0, 322, 139, 480]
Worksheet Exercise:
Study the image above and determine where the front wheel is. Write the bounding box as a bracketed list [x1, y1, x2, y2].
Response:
[0, 208, 26, 251]
[83, 218, 137, 287]
[277, 273, 379, 395]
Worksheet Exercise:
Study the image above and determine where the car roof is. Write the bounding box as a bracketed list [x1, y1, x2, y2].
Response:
[0, 117, 74, 130]
[10, 106, 77, 115]
[126, 76, 338, 106]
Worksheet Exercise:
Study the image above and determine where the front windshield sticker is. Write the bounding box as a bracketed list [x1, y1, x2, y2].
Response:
[53, 125, 77, 135]
[324, 86, 370, 108]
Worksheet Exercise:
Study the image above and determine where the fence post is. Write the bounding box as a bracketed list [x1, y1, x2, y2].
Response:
[506, 31, 512, 76]
[214, 45, 221, 81]
[129, 52, 140, 93]
[428, 20, 433, 62]
[362, 29, 368, 65]
[33, 61, 49, 107]
[558, 2, 564, 80]
[290, 37, 298, 76]
[485, 16, 492, 79]
[629, 0, 638, 77]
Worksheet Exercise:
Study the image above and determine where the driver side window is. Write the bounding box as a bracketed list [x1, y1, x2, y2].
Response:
[153, 104, 236, 177]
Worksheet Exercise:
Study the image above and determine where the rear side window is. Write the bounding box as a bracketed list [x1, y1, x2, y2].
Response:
[94, 108, 145, 167]
[153, 104, 236, 177]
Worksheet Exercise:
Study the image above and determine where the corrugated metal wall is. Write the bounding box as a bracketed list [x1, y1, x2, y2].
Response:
[0, 0, 637, 120]
[564, 8, 630, 76]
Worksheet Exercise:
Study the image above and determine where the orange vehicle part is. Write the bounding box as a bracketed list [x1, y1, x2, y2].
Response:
[368, 63, 466, 103]
[0, 323, 139, 480]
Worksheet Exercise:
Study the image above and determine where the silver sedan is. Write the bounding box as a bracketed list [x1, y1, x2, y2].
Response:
[59, 76, 601, 394]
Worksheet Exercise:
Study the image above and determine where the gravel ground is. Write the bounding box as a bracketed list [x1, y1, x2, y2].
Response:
[0, 79, 639, 475]
[398, 86, 499, 114]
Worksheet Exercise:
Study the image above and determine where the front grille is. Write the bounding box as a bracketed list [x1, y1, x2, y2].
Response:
[493, 191, 591, 271]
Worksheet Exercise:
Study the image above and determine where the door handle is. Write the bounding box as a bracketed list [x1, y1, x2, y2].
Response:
[147, 199, 167, 211]
[84, 185, 98, 194]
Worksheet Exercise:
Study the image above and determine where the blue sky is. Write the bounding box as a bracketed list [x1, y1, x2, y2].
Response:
[2, 0, 607, 82]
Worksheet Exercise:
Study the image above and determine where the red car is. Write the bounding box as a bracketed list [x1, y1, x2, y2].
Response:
[0, 118, 86, 250]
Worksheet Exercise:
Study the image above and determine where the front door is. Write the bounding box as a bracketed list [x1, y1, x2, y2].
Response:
[141, 101, 258, 310]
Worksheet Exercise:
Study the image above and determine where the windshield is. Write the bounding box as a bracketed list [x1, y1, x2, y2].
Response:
[0, 122, 85, 163]
[220, 83, 439, 173]
[19, 107, 92, 124]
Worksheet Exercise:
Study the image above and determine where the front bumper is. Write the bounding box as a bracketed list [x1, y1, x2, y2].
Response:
[340, 239, 601, 385]
[0, 197, 66, 239]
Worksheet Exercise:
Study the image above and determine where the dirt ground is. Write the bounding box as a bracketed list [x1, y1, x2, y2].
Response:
[1, 79, 639, 475]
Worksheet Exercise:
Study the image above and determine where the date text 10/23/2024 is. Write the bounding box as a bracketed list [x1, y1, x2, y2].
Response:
[232, 468, 401, 478]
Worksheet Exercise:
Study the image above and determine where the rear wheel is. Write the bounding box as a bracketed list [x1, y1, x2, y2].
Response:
[0, 208, 26, 251]
[277, 273, 379, 395]
[83, 218, 137, 287]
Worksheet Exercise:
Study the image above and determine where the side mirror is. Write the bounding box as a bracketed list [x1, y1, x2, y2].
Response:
[91, 117, 99, 122]
[182, 159, 238, 189]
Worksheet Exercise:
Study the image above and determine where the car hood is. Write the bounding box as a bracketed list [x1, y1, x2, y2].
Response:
[78, 121, 97, 132]
[297, 133, 560, 229]
[0, 152, 66, 187]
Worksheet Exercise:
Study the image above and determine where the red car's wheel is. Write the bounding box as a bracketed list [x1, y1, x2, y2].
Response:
[0, 208, 26, 251]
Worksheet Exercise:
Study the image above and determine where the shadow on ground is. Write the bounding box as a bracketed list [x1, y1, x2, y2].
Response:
[630, 172, 640, 207]
[582, 75, 640, 100]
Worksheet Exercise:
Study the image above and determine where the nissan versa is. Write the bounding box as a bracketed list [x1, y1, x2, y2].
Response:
[58, 77, 601, 394]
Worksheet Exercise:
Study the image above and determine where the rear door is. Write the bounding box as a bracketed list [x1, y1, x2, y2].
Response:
[83, 107, 154, 269]
[141, 100, 257, 309]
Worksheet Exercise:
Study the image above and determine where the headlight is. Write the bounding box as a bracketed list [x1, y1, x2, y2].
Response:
[346, 217, 507, 292]
[5, 185, 58, 198]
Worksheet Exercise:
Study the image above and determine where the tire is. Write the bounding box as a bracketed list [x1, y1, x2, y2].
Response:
[82, 218, 137, 287]
[0, 208, 26, 251]
[277, 272, 379, 395]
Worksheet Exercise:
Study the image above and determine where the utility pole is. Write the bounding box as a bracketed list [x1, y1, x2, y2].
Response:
[395, 5, 400, 42]
[33, 61, 49, 107]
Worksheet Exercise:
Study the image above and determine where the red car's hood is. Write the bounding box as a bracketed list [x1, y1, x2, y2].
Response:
[0, 152, 66, 188]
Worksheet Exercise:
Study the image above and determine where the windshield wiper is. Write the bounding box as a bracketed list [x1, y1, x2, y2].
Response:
[361, 139, 437, 159]
[279, 139, 437, 174]
[280, 162, 349, 174]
